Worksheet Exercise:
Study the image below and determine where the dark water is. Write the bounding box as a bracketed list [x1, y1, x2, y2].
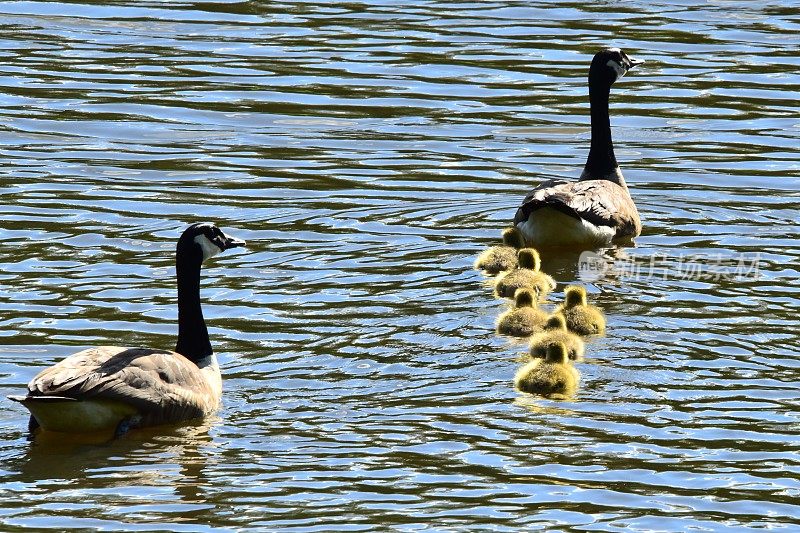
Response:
[1, 1, 799, 530]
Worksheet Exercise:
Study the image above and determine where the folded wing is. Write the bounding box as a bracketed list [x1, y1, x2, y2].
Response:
[27, 346, 217, 424]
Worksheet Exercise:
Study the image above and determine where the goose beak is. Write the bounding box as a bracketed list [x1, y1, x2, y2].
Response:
[222, 234, 246, 250]
[627, 56, 644, 69]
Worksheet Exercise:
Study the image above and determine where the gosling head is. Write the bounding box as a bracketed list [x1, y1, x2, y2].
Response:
[590, 47, 643, 86]
[564, 285, 588, 308]
[517, 248, 541, 271]
[513, 288, 537, 309]
[177, 222, 247, 263]
[545, 342, 569, 365]
[544, 313, 568, 331]
[502, 227, 525, 249]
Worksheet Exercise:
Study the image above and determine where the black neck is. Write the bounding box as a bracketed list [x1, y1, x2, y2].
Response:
[582, 82, 622, 184]
[175, 248, 212, 363]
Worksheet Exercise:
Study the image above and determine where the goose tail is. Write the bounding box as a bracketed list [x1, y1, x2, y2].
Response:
[8, 395, 135, 434]
[8, 395, 77, 404]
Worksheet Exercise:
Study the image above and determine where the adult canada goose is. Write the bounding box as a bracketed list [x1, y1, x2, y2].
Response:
[529, 313, 585, 362]
[494, 249, 556, 300]
[555, 285, 606, 336]
[474, 227, 526, 274]
[514, 48, 643, 248]
[514, 342, 579, 398]
[496, 288, 549, 337]
[8, 222, 246, 436]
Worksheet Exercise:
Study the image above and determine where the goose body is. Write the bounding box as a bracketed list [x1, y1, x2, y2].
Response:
[555, 285, 606, 336]
[515, 48, 643, 248]
[11, 347, 221, 433]
[494, 248, 555, 300]
[474, 227, 525, 274]
[496, 288, 549, 337]
[514, 342, 579, 398]
[529, 314, 585, 362]
[8, 222, 245, 435]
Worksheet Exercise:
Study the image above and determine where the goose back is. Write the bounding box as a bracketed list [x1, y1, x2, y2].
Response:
[514, 178, 640, 246]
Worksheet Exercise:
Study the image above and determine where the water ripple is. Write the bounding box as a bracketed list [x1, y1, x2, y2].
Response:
[1, 0, 799, 531]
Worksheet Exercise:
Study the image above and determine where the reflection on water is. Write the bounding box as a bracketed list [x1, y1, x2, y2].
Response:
[8, 421, 218, 528]
[1, 0, 799, 530]
[19, 420, 213, 482]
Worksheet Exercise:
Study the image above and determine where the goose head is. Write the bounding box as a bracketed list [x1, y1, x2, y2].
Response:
[502, 227, 525, 249]
[590, 47, 643, 86]
[517, 248, 542, 271]
[177, 222, 247, 263]
[545, 342, 570, 365]
[564, 285, 588, 308]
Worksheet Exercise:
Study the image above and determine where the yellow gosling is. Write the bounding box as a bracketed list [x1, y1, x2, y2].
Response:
[496, 288, 549, 337]
[529, 314, 585, 362]
[555, 285, 606, 336]
[514, 342, 579, 398]
[494, 248, 556, 300]
[474, 227, 526, 274]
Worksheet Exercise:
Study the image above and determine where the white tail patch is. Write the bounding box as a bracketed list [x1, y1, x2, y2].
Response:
[518, 207, 615, 248]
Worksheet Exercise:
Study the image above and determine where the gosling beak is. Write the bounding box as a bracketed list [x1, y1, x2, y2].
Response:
[222, 234, 246, 250]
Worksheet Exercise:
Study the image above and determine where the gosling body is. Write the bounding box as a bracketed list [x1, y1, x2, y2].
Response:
[529, 314, 585, 362]
[496, 288, 549, 337]
[556, 285, 606, 336]
[514, 342, 580, 398]
[475, 227, 526, 274]
[494, 249, 556, 300]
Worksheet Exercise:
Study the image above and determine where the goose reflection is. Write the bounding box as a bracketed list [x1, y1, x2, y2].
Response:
[14, 418, 218, 511]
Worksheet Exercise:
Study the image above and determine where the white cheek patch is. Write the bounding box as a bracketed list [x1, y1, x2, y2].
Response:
[607, 59, 626, 79]
[194, 234, 221, 261]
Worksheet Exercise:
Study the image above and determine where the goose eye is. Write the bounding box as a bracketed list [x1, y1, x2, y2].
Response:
[204, 228, 224, 248]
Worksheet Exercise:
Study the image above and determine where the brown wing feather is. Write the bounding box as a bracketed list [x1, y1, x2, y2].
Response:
[514, 179, 641, 238]
[28, 346, 218, 424]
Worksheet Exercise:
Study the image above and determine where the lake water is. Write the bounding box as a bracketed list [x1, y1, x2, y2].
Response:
[1, 1, 799, 531]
